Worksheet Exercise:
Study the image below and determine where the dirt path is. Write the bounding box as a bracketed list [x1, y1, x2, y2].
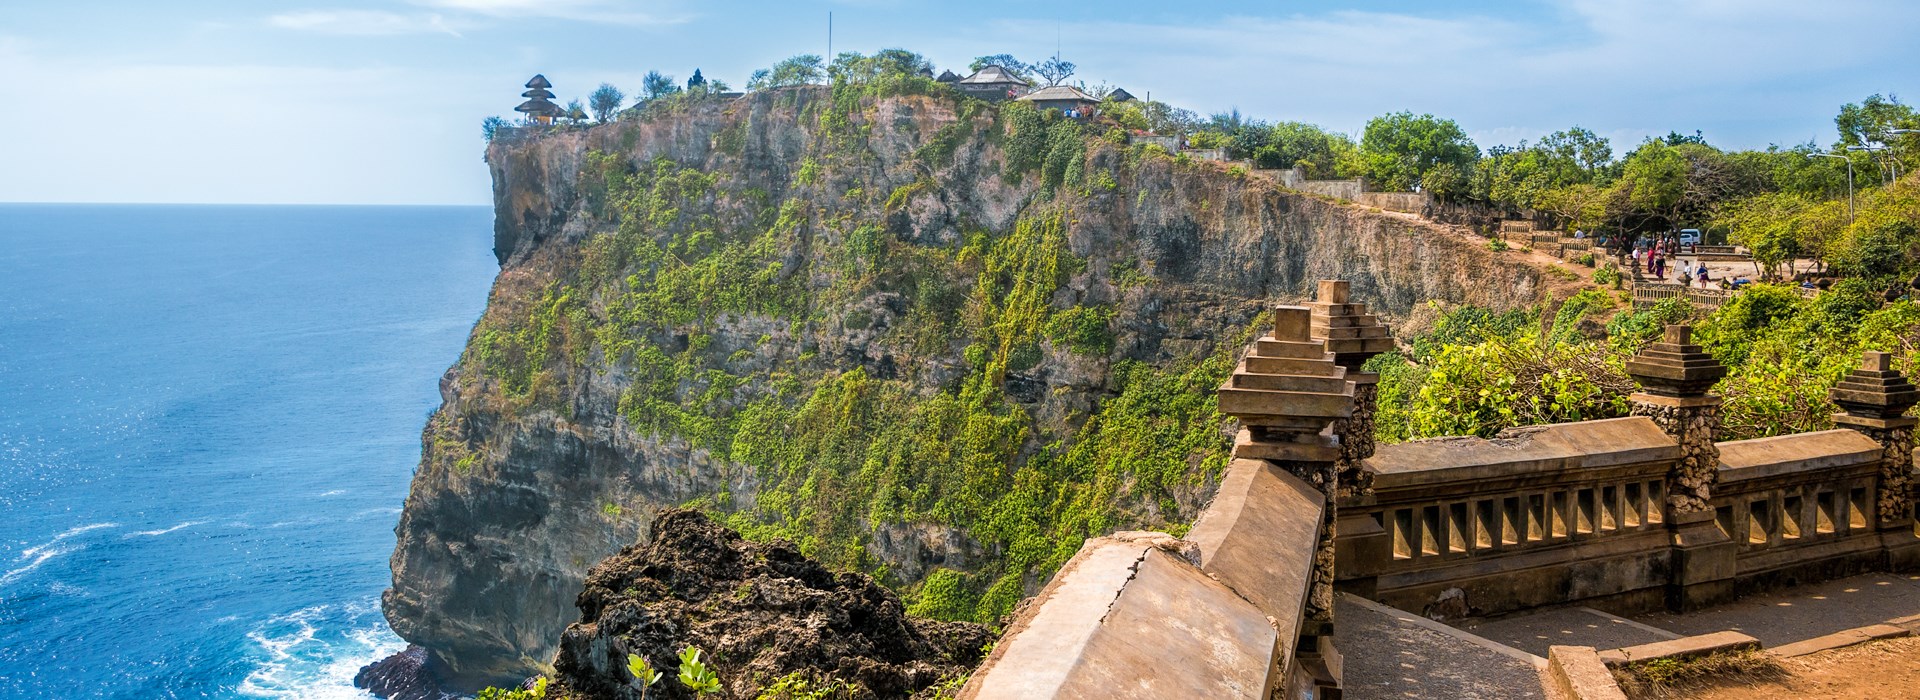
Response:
[1681, 637, 1920, 699]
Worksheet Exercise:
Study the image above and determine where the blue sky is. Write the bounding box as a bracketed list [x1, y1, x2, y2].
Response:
[2, 0, 1914, 205]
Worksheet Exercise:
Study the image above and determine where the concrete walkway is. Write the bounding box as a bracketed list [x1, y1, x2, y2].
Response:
[1336, 594, 1547, 699]
[1465, 607, 1680, 658]
[1634, 573, 1920, 646]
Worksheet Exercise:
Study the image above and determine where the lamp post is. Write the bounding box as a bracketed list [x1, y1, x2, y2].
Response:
[1888, 128, 1916, 179]
[1811, 152, 1854, 219]
[1849, 145, 1893, 184]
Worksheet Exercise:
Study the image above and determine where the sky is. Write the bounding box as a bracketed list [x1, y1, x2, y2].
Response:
[1, 0, 1915, 205]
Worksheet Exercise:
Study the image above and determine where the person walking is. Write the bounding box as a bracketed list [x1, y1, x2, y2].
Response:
[1696, 262, 1710, 288]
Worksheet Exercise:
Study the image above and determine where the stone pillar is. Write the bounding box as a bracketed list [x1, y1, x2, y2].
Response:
[1829, 351, 1920, 569]
[1218, 305, 1355, 696]
[1625, 325, 1733, 610]
[1305, 280, 1395, 501]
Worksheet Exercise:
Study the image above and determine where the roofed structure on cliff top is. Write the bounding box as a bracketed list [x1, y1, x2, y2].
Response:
[1017, 85, 1099, 114]
[515, 74, 561, 123]
[956, 65, 1029, 102]
[935, 69, 961, 83]
[1108, 87, 1136, 102]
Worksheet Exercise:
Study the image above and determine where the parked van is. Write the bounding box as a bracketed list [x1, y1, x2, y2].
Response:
[1678, 229, 1702, 247]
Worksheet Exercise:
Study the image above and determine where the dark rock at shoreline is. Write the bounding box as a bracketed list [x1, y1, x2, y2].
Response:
[546, 508, 993, 700]
[356, 645, 462, 700]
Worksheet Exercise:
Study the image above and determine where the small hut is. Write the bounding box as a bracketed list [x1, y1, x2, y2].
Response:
[935, 69, 961, 84]
[956, 65, 1029, 102]
[1107, 87, 1137, 103]
[515, 74, 562, 124]
[1016, 85, 1099, 116]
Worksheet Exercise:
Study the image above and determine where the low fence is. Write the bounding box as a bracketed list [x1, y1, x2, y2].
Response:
[1336, 418, 1682, 617]
[1714, 431, 1887, 582]
[1337, 416, 1920, 620]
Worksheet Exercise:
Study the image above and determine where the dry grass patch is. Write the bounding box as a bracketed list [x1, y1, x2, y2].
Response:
[1612, 648, 1788, 699]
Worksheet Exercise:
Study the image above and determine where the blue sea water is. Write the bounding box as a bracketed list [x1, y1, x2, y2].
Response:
[0, 204, 498, 698]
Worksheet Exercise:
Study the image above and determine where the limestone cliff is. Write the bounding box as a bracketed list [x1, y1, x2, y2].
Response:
[382, 85, 1547, 690]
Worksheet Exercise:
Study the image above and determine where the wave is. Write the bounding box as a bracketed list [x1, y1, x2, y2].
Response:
[5, 522, 118, 587]
[1, 545, 72, 587]
[234, 599, 403, 699]
[126, 520, 207, 537]
[19, 522, 118, 558]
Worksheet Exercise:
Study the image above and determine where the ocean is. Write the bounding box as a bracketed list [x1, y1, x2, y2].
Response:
[0, 204, 498, 698]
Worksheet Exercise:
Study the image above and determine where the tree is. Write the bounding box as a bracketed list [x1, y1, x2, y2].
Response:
[1360, 111, 1479, 192]
[969, 54, 1029, 77]
[481, 115, 507, 142]
[641, 71, 679, 102]
[1031, 56, 1075, 86]
[1259, 122, 1360, 177]
[589, 83, 624, 123]
[564, 99, 587, 124]
[1619, 140, 1689, 225]
[1834, 94, 1916, 148]
[686, 69, 705, 90]
[747, 54, 824, 90]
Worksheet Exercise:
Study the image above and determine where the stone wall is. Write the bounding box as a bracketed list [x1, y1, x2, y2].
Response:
[959, 459, 1329, 699]
[1356, 192, 1431, 214]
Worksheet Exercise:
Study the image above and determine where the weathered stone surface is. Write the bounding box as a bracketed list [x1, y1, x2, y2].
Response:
[1186, 458, 1325, 649]
[1367, 416, 1677, 486]
[1548, 646, 1628, 700]
[1335, 594, 1546, 700]
[1630, 397, 1721, 514]
[959, 539, 1277, 700]
[1766, 623, 1911, 658]
[1716, 429, 1881, 482]
[1595, 630, 1758, 666]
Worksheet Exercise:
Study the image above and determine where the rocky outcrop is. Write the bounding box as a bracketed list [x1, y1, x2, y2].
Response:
[547, 509, 991, 699]
[382, 86, 1551, 690]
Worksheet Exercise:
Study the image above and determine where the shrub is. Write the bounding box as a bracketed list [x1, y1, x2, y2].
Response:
[1487, 238, 1510, 252]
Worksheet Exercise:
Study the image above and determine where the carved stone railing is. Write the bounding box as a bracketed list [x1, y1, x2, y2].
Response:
[1337, 418, 1682, 617]
[1713, 430, 1885, 582]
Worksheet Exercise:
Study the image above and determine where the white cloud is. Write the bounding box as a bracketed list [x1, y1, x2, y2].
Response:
[268, 10, 467, 36]
[953, 0, 1919, 151]
[408, 0, 692, 25]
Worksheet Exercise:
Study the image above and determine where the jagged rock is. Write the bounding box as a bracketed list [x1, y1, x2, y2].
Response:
[545, 509, 991, 700]
[355, 645, 461, 700]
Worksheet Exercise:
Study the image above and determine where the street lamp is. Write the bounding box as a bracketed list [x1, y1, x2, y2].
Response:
[1849, 144, 1897, 182]
[1810, 152, 1854, 219]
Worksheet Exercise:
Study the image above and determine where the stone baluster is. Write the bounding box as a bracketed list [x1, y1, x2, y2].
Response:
[1305, 280, 1395, 500]
[1625, 325, 1733, 609]
[1830, 352, 1920, 554]
[1217, 305, 1354, 693]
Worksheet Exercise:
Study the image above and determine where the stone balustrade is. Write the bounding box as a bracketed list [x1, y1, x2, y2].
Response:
[1337, 418, 1683, 616]
[1713, 431, 1886, 582]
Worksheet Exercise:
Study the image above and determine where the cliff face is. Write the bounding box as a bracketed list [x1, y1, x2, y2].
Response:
[383, 86, 1546, 690]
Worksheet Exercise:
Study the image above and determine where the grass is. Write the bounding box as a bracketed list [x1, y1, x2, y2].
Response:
[1612, 649, 1788, 699]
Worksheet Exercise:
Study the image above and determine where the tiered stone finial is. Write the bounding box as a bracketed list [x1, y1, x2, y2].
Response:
[1305, 280, 1395, 500]
[1304, 280, 1394, 371]
[1832, 351, 1920, 420]
[1627, 325, 1727, 516]
[1625, 325, 1726, 397]
[1218, 305, 1355, 642]
[1218, 306, 1354, 463]
[1831, 351, 1920, 532]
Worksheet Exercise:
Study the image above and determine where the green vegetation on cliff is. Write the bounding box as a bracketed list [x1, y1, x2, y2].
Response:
[1375, 280, 1920, 444]
[451, 59, 1253, 624]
